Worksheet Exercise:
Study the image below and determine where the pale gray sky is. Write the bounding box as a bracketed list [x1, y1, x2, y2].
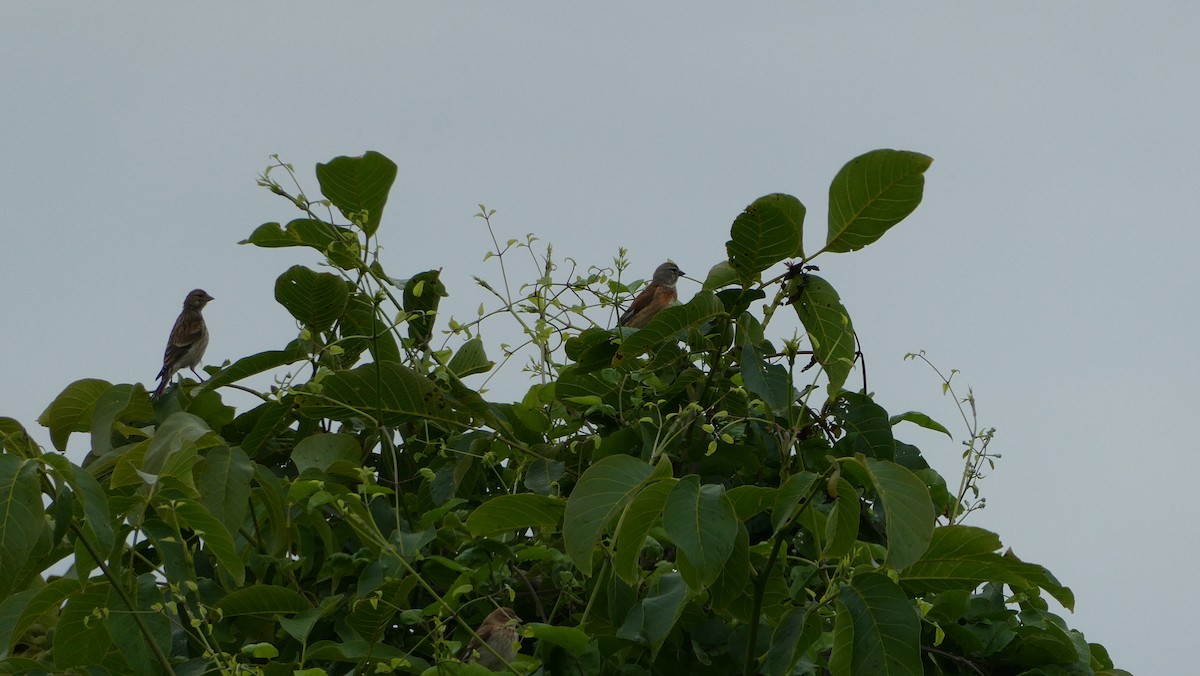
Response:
[3, 4, 1195, 672]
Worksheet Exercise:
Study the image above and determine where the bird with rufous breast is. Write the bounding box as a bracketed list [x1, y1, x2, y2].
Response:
[619, 262, 684, 329]
[459, 606, 521, 671]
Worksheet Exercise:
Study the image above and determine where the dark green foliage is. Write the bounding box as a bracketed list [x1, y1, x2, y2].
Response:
[0, 151, 1127, 675]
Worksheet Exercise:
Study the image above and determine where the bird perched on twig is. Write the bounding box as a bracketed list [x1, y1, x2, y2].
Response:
[152, 289, 214, 400]
[460, 607, 521, 671]
[618, 261, 684, 329]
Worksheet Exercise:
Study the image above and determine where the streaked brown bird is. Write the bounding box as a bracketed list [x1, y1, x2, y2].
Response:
[152, 289, 214, 400]
[459, 607, 521, 671]
[618, 261, 684, 328]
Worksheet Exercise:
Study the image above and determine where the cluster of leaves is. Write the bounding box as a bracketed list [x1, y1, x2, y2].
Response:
[0, 150, 1126, 675]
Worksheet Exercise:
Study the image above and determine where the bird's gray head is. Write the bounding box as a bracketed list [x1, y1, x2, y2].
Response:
[184, 289, 215, 310]
[651, 262, 684, 286]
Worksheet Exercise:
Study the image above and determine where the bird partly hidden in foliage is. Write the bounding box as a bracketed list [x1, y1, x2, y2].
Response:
[618, 261, 684, 329]
[152, 289, 214, 400]
[459, 606, 522, 671]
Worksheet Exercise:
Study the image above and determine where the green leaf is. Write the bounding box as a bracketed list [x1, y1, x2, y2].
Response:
[448, 338, 494, 377]
[524, 623, 590, 655]
[38, 379, 112, 451]
[708, 522, 750, 611]
[171, 499, 246, 586]
[724, 485, 776, 521]
[291, 433, 360, 474]
[214, 584, 312, 616]
[788, 274, 856, 395]
[315, 150, 398, 237]
[563, 455, 656, 575]
[54, 582, 117, 669]
[275, 265, 350, 333]
[900, 525, 1074, 608]
[889, 411, 953, 438]
[618, 291, 725, 357]
[701, 260, 740, 291]
[726, 193, 806, 283]
[615, 571, 687, 655]
[339, 291, 401, 364]
[243, 218, 346, 247]
[298, 361, 470, 428]
[832, 391, 896, 460]
[662, 477, 736, 590]
[465, 494, 566, 536]
[825, 149, 932, 253]
[0, 456, 46, 602]
[829, 572, 921, 675]
[404, 270, 448, 349]
[0, 578, 80, 652]
[41, 453, 115, 554]
[195, 446, 254, 536]
[741, 336, 793, 412]
[89, 384, 152, 457]
[851, 458, 934, 569]
[0, 418, 40, 459]
[765, 605, 821, 676]
[771, 471, 819, 535]
[613, 479, 674, 585]
[198, 344, 309, 394]
[823, 477, 860, 559]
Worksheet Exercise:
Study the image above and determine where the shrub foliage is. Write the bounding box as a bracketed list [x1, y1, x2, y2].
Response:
[0, 150, 1125, 675]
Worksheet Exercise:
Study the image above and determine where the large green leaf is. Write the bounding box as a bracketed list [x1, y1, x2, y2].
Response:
[823, 477, 860, 559]
[662, 477, 736, 590]
[832, 391, 896, 460]
[788, 274, 856, 395]
[524, 623, 590, 656]
[0, 456, 46, 602]
[448, 337, 494, 378]
[766, 604, 821, 676]
[195, 446, 254, 537]
[88, 384, 152, 457]
[290, 433, 360, 474]
[726, 193, 806, 283]
[275, 265, 350, 333]
[315, 151, 397, 237]
[771, 471, 819, 535]
[214, 584, 312, 616]
[171, 499, 246, 586]
[830, 572, 921, 675]
[241, 218, 353, 253]
[339, 291, 402, 365]
[613, 479, 675, 585]
[403, 270, 448, 349]
[54, 582, 118, 669]
[0, 418, 39, 459]
[562, 455, 657, 575]
[615, 571, 688, 656]
[465, 494, 566, 536]
[708, 523, 750, 611]
[724, 485, 776, 521]
[38, 379, 111, 451]
[122, 412, 221, 493]
[298, 361, 470, 428]
[198, 344, 309, 394]
[900, 526, 1074, 609]
[618, 291, 725, 357]
[741, 336, 793, 412]
[825, 149, 932, 253]
[41, 453, 115, 554]
[850, 458, 934, 569]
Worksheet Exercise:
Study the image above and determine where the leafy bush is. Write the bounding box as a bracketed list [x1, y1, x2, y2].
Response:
[0, 150, 1126, 675]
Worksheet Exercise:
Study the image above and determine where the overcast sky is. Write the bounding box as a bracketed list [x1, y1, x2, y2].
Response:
[3, 4, 1196, 672]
